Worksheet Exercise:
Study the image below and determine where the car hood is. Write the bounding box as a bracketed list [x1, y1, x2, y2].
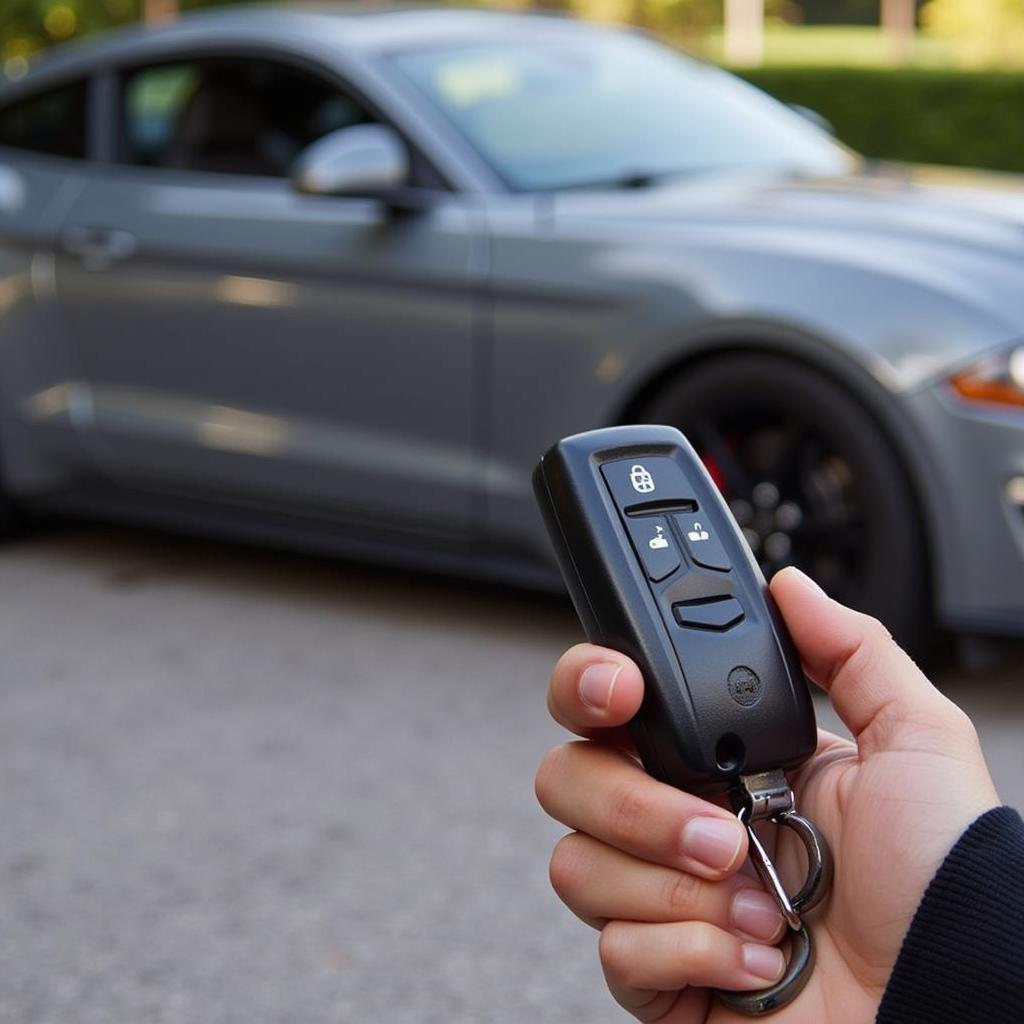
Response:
[550, 162, 1024, 388]
[555, 161, 1024, 237]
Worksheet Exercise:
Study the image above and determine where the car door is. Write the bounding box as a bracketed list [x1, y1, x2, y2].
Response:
[54, 53, 482, 537]
[0, 76, 98, 495]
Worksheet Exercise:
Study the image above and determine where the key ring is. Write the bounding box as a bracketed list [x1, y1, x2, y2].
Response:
[713, 770, 833, 1016]
[717, 923, 814, 1016]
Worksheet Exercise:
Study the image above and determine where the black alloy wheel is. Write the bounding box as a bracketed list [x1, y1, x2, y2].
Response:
[641, 353, 930, 654]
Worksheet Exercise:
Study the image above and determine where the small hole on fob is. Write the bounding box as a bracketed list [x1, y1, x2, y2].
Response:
[715, 733, 746, 774]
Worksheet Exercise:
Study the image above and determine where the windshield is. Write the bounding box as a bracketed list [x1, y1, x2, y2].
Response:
[388, 32, 851, 192]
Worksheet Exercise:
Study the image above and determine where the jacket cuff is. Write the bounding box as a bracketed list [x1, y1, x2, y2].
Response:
[876, 805, 1024, 1024]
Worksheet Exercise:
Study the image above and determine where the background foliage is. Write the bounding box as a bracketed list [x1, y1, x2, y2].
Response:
[1, 0, 252, 73]
[5, 0, 1024, 175]
[4, 0, 1024, 67]
[921, 0, 1024, 67]
[738, 65, 1024, 174]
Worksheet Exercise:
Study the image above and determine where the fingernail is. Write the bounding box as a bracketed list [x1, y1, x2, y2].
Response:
[731, 889, 784, 942]
[681, 817, 745, 872]
[742, 943, 786, 983]
[786, 566, 826, 596]
[578, 663, 622, 710]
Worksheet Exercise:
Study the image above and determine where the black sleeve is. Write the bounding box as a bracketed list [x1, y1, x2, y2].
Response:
[876, 806, 1024, 1024]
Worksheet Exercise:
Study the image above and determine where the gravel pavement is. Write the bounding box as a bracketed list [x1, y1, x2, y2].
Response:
[1, 526, 1021, 1023]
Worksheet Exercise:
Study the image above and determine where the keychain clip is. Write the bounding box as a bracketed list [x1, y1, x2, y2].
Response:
[715, 770, 833, 1016]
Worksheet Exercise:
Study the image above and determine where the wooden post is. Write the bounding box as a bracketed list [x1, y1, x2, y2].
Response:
[724, 0, 764, 67]
[881, 0, 915, 66]
[143, 0, 179, 24]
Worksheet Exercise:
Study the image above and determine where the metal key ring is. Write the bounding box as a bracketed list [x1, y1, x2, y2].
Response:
[740, 806, 834, 928]
[776, 809, 833, 917]
[715, 771, 834, 1015]
[729, 771, 834, 928]
[715, 923, 815, 1016]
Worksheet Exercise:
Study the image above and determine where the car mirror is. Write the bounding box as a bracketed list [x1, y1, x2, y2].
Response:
[291, 124, 410, 198]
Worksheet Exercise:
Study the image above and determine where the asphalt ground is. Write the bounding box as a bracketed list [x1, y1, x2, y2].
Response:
[2, 525, 1022, 1023]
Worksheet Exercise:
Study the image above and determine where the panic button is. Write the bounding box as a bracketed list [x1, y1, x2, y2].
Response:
[601, 457, 695, 513]
[625, 515, 680, 582]
[673, 513, 732, 572]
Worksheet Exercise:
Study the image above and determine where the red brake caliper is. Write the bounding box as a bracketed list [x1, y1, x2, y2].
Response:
[701, 451, 728, 497]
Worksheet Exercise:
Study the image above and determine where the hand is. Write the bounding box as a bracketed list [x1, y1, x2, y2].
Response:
[535, 567, 1000, 1023]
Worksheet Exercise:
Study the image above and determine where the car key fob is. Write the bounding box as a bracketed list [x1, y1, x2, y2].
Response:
[534, 425, 832, 1015]
[533, 423, 815, 791]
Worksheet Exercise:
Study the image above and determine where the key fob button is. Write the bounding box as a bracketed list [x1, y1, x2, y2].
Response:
[602, 458, 695, 512]
[673, 596, 745, 630]
[625, 515, 680, 582]
[673, 513, 732, 572]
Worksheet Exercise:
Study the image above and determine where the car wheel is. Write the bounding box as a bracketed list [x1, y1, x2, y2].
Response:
[0, 489, 21, 538]
[639, 352, 931, 654]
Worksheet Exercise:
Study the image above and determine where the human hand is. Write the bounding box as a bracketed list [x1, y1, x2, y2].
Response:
[535, 567, 1000, 1022]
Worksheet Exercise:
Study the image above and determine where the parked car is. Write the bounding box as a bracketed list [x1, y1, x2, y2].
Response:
[2, 5, 1024, 649]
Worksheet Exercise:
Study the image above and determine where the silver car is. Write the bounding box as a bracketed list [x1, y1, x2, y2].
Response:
[2, 5, 1024, 650]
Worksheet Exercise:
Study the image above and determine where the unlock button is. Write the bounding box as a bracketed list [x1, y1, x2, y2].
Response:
[625, 515, 680, 582]
[673, 514, 732, 572]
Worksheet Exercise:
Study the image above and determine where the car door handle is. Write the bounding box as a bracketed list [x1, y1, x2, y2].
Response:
[62, 226, 138, 270]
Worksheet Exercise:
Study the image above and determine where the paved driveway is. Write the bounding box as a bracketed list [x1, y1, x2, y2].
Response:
[2, 527, 1021, 1023]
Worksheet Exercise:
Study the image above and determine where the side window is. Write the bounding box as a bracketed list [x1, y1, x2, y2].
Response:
[120, 57, 375, 178]
[0, 80, 88, 159]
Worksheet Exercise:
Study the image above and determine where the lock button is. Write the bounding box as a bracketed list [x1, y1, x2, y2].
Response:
[625, 515, 680, 582]
[673, 513, 732, 572]
[601, 457, 695, 513]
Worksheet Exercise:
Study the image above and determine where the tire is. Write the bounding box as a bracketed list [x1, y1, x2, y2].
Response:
[639, 352, 932, 655]
[0, 493, 23, 539]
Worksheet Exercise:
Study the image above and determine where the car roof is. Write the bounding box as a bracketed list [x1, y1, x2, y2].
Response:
[7, 5, 613, 94]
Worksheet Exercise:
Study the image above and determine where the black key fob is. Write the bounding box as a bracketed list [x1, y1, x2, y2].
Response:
[533, 424, 817, 794]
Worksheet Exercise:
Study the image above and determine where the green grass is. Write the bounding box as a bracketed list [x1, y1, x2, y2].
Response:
[698, 25, 959, 69]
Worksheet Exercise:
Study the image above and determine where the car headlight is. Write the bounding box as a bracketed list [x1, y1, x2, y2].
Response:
[949, 346, 1024, 410]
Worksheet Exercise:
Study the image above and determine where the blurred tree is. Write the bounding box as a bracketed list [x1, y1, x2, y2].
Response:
[568, 0, 721, 46]
[799, 0, 927, 24]
[1, 0, 137, 77]
[921, 0, 1024, 67]
[0, 0, 263, 78]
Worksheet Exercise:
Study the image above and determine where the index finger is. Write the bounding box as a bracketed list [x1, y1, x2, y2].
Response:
[548, 643, 644, 742]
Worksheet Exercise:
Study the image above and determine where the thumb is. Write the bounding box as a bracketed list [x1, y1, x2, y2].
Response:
[770, 567, 956, 751]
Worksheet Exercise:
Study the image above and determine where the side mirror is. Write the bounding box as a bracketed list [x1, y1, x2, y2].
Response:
[291, 123, 410, 198]
[789, 104, 835, 136]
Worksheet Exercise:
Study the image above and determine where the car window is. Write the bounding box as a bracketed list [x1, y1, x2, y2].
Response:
[119, 57, 377, 178]
[390, 36, 850, 191]
[0, 79, 89, 159]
